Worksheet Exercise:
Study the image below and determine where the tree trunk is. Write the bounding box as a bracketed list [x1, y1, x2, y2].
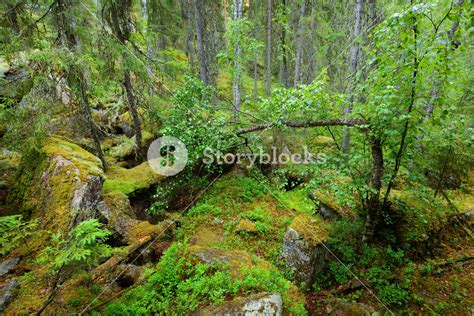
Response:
[54, 0, 107, 171]
[294, 0, 306, 88]
[253, 0, 259, 98]
[265, 0, 272, 96]
[383, 6, 419, 207]
[343, 0, 363, 151]
[194, 0, 208, 84]
[123, 69, 143, 153]
[180, 0, 195, 72]
[232, 0, 243, 119]
[362, 136, 383, 242]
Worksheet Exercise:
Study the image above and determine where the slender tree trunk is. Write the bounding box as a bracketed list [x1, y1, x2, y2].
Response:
[368, 0, 376, 25]
[383, 6, 418, 207]
[279, 0, 289, 88]
[54, 0, 107, 171]
[362, 136, 383, 242]
[194, 0, 208, 84]
[123, 69, 143, 153]
[180, 0, 195, 72]
[265, 0, 272, 96]
[294, 0, 306, 88]
[343, 0, 363, 151]
[253, 0, 259, 98]
[141, 0, 154, 92]
[232, 0, 243, 119]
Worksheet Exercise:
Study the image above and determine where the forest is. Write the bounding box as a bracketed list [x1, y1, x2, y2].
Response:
[0, 0, 472, 314]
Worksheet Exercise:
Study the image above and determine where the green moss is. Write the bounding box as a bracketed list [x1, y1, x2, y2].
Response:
[102, 162, 163, 196]
[289, 213, 328, 244]
[8, 136, 105, 230]
[43, 136, 104, 179]
[279, 189, 314, 214]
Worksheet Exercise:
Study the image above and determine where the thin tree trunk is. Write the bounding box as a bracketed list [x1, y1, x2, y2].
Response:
[343, 0, 363, 151]
[54, 0, 107, 171]
[383, 6, 419, 207]
[123, 69, 143, 153]
[180, 0, 195, 72]
[279, 0, 289, 88]
[232, 0, 243, 119]
[194, 0, 208, 84]
[141, 0, 154, 91]
[294, 0, 306, 88]
[362, 136, 383, 242]
[265, 0, 272, 96]
[253, 0, 259, 98]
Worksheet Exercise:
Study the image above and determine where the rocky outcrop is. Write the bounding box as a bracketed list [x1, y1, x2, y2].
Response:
[279, 213, 329, 285]
[0, 279, 19, 312]
[0, 258, 19, 278]
[197, 293, 283, 316]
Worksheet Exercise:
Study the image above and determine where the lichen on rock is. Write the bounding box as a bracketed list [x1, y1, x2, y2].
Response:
[279, 213, 329, 285]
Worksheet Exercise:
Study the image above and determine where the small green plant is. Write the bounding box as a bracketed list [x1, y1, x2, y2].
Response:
[35, 219, 112, 314]
[0, 215, 38, 256]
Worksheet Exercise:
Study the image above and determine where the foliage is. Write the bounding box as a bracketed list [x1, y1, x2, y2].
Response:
[105, 241, 303, 315]
[0, 215, 37, 256]
[36, 219, 112, 272]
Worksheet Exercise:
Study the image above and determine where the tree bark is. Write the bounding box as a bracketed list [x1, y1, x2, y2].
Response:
[343, 0, 363, 151]
[194, 0, 208, 84]
[294, 0, 306, 88]
[253, 0, 259, 98]
[232, 0, 243, 119]
[265, 0, 272, 96]
[362, 135, 383, 242]
[123, 69, 143, 153]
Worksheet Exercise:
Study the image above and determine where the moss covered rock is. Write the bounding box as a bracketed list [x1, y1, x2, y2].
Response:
[8, 136, 104, 231]
[102, 162, 163, 197]
[279, 213, 329, 285]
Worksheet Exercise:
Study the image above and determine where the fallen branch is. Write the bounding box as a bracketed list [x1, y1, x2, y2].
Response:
[235, 118, 368, 135]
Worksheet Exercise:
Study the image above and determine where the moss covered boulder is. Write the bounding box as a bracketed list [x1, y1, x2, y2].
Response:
[9, 136, 104, 231]
[102, 162, 163, 197]
[279, 213, 329, 285]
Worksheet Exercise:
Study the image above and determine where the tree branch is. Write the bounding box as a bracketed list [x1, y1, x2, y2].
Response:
[235, 118, 368, 135]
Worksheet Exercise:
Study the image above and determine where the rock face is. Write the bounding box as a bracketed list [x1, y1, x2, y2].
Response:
[0, 258, 19, 278]
[197, 293, 283, 316]
[279, 213, 329, 285]
[0, 279, 19, 312]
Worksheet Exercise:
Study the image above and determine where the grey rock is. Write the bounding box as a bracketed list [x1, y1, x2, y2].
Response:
[279, 216, 329, 285]
[116, 264, 142, 287]
[0, 279, 19, 312]
[68, 175, 103, 230]
[197, 293, 282, 316]
[0, 258, 19, 278]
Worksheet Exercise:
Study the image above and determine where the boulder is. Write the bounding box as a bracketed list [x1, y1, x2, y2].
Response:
[197, 293, 283, 316]
[0, 279, 19, 312]
[0, 258, 19, 278]
[8, 136, 104, 231]
[279, 213, 329, 285]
